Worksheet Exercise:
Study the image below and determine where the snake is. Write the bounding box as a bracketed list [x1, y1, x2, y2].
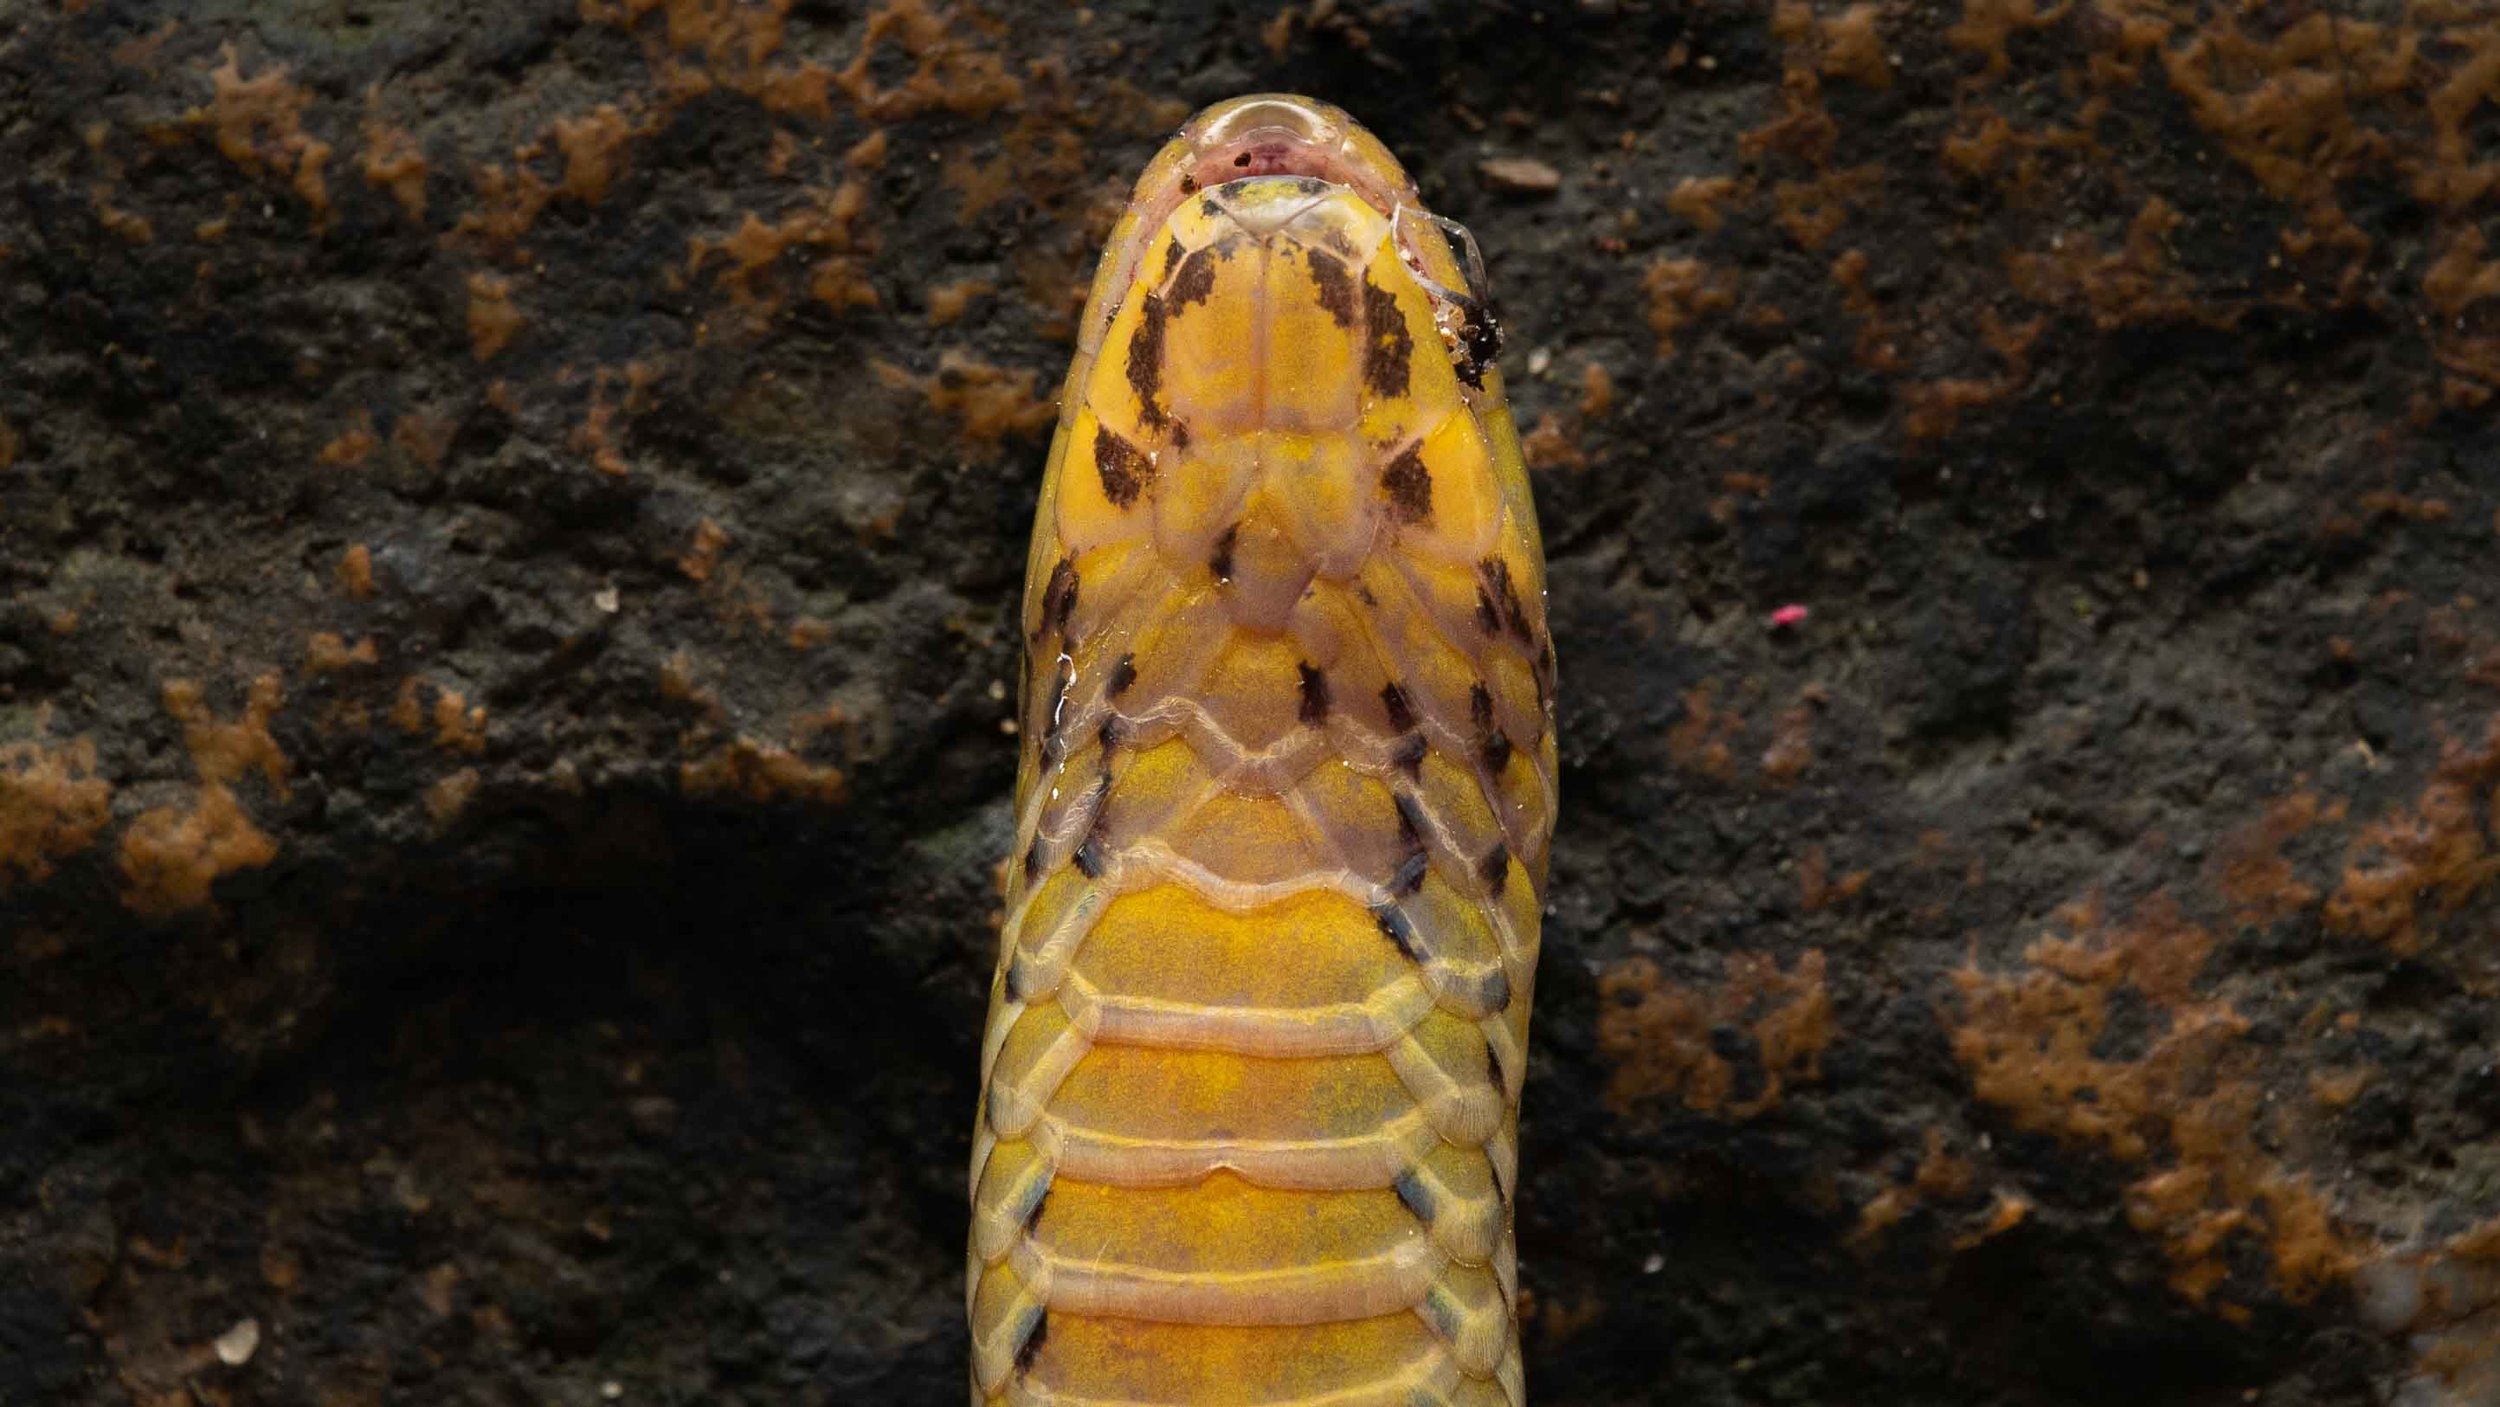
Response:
[969, 94, 1556, 1406]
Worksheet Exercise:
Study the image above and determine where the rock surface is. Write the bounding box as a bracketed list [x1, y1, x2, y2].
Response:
[4, 2, 2498, 1404]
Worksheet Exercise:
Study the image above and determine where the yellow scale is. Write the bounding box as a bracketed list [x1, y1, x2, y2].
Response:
[970, 95, 1556, 1407]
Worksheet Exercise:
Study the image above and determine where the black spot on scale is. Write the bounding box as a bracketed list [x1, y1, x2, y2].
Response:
[1072, 835, 1105, 879]
[1393, 1169, 1434, 1222]
[1393, 792, 1425, 847]
[1381, 443, 1431, 524]
[1474, 584, 1502, 637]
[1097, 715, 1128, 762]
[1107, 652, 1137, 698]
[1479, 843, 1510, 897]
[1390, 849, 1428, 898]
[1305, 250, 1358, 329]
[1297, 663, 1330, 725]
[1209, 524, 1238, 583]
[1168, 248, 1219, 309]
[1361, 275, 1412, 399]
[1486, 1042, 1505, 1090]
[1023, 1181, 1052, 1233]
[1022, 836, 1045, 884]
[1094, 426, 1153, 508]
[1470, 683, 1495, 733]
[1178, 173, 1199, 195]
[1381, 682, 1417, 734]
[1035, 557, 1079, 643]
[1373, 903, 1420, 962]
[1126, 293, 1169, 428]
[1482, 557, 1533, 644]
[1484, 966, 1512, 1013]
[1391, 733, 1427, 778]
[1014, 1308, 1049, 1374]
[1002, 955, 1028, 1003]
[1482, 728, 1513, 776]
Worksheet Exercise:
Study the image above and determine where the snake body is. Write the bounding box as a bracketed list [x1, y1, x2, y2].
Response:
[970, 95, 1555, 1406]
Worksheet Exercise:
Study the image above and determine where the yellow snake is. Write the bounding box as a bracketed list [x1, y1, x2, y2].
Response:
[970, 94, 1555, 1406]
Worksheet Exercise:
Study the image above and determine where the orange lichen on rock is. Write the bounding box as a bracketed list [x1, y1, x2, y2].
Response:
[1798, 844, 1869, 912]
[1951, 893, 2361, 1304]
[391, 678, 488, 755]
[338, 544, 375, 598]
[119, 785, 279, 919]
[872, 351, 1052, 451]
[1667, 681, 1744, 781]
[581, 0, 838, 121]
[304, 633, 379, 672]
[830, 0, 1021, 121]
[119, 675, 289, 918]
[1945, 0, 2073, 80]
[2007, 197, 2203, 331]
[677, 518, 729, 583]
[1599, 949, 1833, 1117]
[553, 103, 639, 202]
[361, 106, 430, 221]
[688, 182, 877, 319]
[2212, 790, 2342, 927]
[193, 46, 333, 222]
[424, 768, 481, 827]
[2323, 717, 2500, 955]
[465, 272, 523, 360]
[925, 277, 992, 327]
[1, 734, 113, 887]
[317, 411, 378, 468]
[1664, 174, 1746, 232]
[680, 736, 845, 805]
[165, 675, 288, 793]
[1641, 258, 1735, 359]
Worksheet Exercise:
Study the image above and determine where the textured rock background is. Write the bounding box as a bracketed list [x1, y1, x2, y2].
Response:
[3, 1, 2498, 1404]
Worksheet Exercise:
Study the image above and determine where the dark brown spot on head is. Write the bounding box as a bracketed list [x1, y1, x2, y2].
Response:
[1305, 250, 1357, 329]
[1479, 842, 1510, 896]
[1362, 276, 1412, 399]
[1094, 426, 1153, 508]
[1381, 444, 1431, 524]
[1178, 173, 1199, 195]
[1168, 248, 1219, 308]
[1381, 682, 1416, 734]
[1107, 652, 1137, 697]
[1036, 557, 1079, 642]
[1297, 663, 1330, 725]
[1209, 524, 1238, 583]
[1126, 293, 1168, 428]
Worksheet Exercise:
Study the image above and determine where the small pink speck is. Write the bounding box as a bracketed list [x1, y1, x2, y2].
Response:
[1770, 604, 1809, 629]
